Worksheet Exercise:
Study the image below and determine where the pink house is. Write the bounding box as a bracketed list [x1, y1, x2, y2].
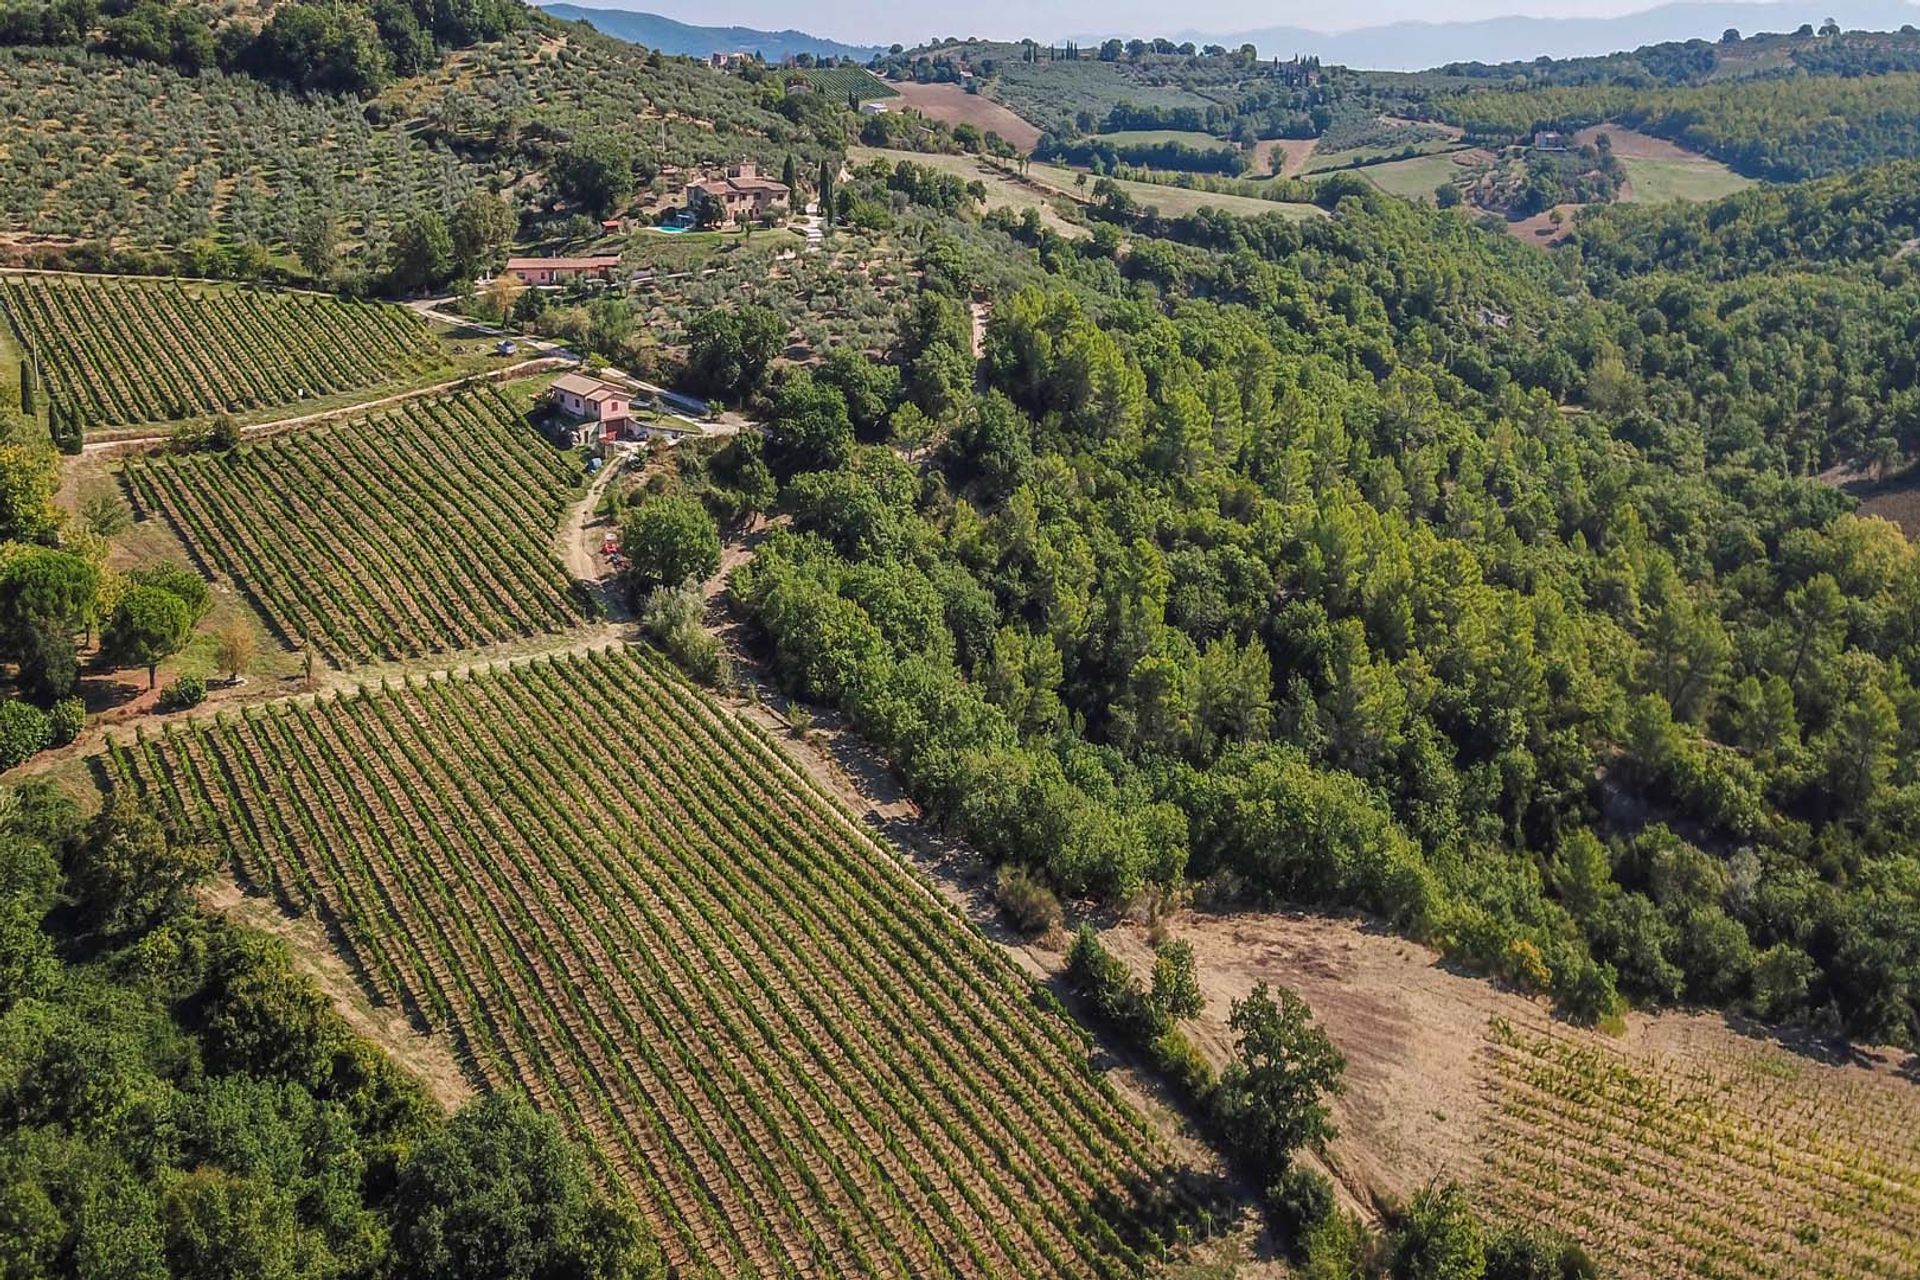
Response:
[549, 372, 632, 441]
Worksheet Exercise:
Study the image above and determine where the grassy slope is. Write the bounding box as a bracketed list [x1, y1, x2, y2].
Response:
[1023, 160, 1326, 221]
[1346, 152, 1476, 200]
[1617, 154, 1754, 203]
[1094, 128, 1235, 151]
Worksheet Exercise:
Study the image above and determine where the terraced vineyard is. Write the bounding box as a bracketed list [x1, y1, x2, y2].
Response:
[0, 273, 446, 428]
[121, 388, 585, 665]
[105, 646, 1177, 1279]
[1482, 1019, 1920, 1279]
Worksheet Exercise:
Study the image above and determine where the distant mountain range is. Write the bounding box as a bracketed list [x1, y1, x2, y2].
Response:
[549, 0, 1920, 72]
[1157, 0, 1920, 70]
[538, 4, 884, 60]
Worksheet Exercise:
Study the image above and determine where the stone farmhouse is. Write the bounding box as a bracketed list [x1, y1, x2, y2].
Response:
[683, 162, 791, 229]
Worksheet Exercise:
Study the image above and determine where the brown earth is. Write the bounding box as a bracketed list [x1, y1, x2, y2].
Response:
[886, 81, 1043, 152]
[1501, 202, 1584, 246]
[1572, 123, 1699, 160]
[1839, 472, 1920, 538]
[1091, 905, 1920, 1277]
[1381, 115, 1465, 140]
[1252, 137, 1318, 178]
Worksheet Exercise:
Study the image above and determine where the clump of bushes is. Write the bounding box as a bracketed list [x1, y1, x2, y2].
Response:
[993, 864, 1062, 935]
[48, 697, 86, 747]
[157, 673, 207, 712]
[0, 699, 52, 769]
[1064, 925, 1217, 1096]
[639, 584, 730, 687]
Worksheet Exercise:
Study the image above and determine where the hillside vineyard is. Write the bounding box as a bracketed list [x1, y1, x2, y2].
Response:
[106, 647, 1179, 1278]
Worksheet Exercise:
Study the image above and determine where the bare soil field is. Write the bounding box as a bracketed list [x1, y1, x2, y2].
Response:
[848, 147, 1085, 236]
[886, 80, 1043, 151]
[1502, 202, 1583, 246]
[1252, 137, 1318, 177]
[1382, 114, 1465, 140]
[1572, 123, 1699, 160]
[1097, 909, 1920, 1279]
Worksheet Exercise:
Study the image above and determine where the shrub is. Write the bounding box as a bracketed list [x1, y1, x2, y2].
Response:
[157, 674, 208, 712]
[993, 864, 1062, 935]
[1268, 1165, 1336, 1248]
[0, 700, 52, 769]
[47, 698, 85, 747]
[639, 584, 730, 687]
[1148, 1025, 1216, 1100]
[1150, 938, 1205, 1021]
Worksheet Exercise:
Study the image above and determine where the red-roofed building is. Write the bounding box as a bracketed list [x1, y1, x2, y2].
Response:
[684, 162, 791, 229]
[549, 371, 633, 444]
[505, 255, 622, 286]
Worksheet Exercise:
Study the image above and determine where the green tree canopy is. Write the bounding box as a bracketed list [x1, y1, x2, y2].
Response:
[1211, 982, 1345, 1181]
[390, 1094, 653, 1280]
[102, 584, 195, 689]
[620, 495, 721, 599]
[552, 136, 635, 218]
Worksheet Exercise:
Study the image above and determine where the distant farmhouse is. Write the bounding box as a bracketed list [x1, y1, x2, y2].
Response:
[683, 162, 791, 228]
[709, 51, 751, 68]
[1531, 130, 1569, 151]
[504, 255, 622, 286]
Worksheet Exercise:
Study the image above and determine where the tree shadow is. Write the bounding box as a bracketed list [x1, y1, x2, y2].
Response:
[1717, 1011, 1888, 1071]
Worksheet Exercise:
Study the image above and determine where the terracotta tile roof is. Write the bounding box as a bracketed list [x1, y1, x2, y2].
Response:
[507, 255, 622, 271]
[551, 372, 617, 397]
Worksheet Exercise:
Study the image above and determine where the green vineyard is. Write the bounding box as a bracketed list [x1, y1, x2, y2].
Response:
[106, 646, 1178, 1279]
[0, 273, 446, 428]
[121, 388, 586, 665]
[801, 66, 899, 101]
[1482, 1020, 1920, 1279]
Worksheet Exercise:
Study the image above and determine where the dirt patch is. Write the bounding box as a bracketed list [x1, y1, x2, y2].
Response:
[1381, 114, 1464, 140]
[1850, 475, 1920, 537]
[1100, 911, 1493, 1219]
[1500, 202, 1583, 247]
[203, 878, 474, 1110]
[1572, 122, 1698, 161]
[1252, 137, 1318, 178]
[886, 81, 1042, 152]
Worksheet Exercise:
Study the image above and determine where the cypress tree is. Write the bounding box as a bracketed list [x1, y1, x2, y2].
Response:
[18, 353, 32, 417]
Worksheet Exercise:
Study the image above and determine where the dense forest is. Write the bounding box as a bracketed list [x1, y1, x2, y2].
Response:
[0, 0, 523, 94]
[646, 157, 1920, 1050]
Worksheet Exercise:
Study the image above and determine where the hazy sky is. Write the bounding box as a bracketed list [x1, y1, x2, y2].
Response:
[625, 0, 1690, 44]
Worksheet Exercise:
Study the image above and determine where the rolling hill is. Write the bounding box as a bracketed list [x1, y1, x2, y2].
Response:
[1151, 0, 1920, 69]
[536, 3, 883, 60]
